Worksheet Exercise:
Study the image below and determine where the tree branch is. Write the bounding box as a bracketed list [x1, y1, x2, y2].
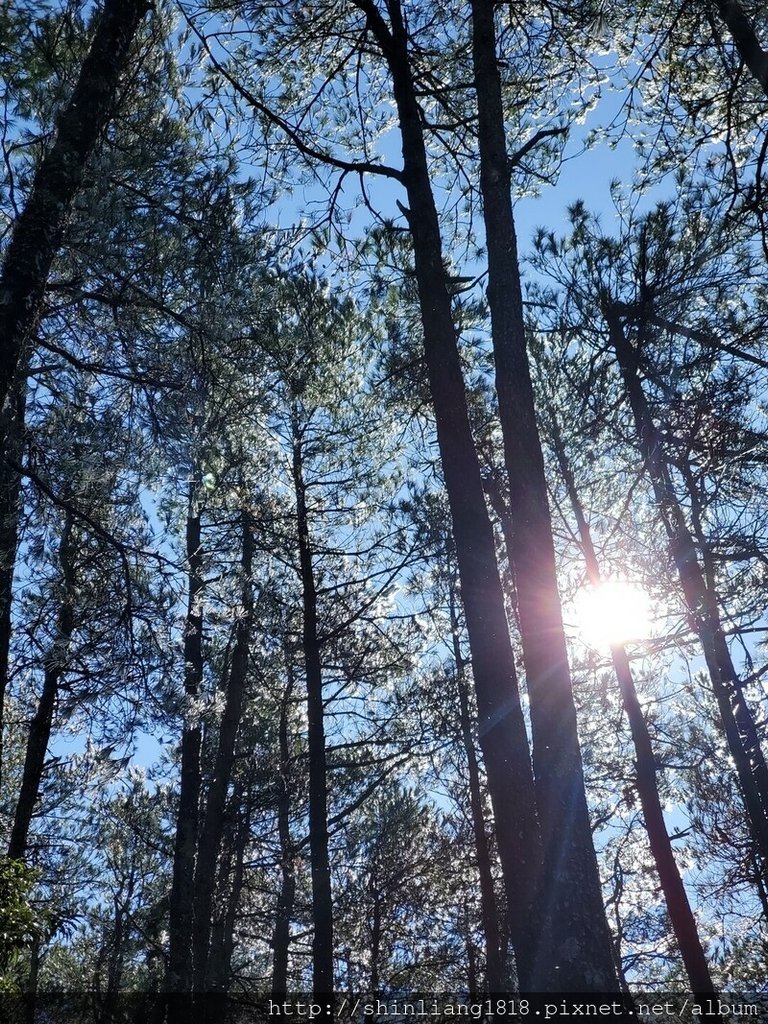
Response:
[185, 12, 404, 184]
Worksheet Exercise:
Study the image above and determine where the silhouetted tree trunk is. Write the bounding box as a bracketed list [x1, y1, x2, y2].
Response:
[464, 899, 479, 994]
[96, 869, 135, 1024]
[291, 411, 334, 997]
[545, 397, 716, 996]
[206, 783, 250, 996]
[448, 587, 504, 991]
[605, 302, 768, 875]
[0, 387, 26, 793]
[271, 655, 297, 995]
[354, 0, 543, 987]
[8, 512, 75, 860]
[24, 935, 40, 1024]
[0, 0, 151, 419]
[713, 0, 768, 96]
[166, 487, 204, 1019]
[470, 0, 618, 991]
[369, 885, 382, 997]
[193, 507, 254, 1002]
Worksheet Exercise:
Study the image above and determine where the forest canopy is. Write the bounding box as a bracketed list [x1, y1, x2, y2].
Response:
[1, 0, 768, 1020]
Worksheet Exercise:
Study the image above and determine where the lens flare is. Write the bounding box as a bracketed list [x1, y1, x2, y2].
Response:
[574, 579, 652, 649]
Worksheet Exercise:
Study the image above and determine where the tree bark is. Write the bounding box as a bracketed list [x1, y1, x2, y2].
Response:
[192, 508, 254, 1000]
[605, 303, 768, 875]
[8, 512, 75, 860]
[166, 491, 204, 1016]
[470, 0, 618, 991]
[545, 399, 715, 996]
[354, 0, 544, 988]
[0, 0, 151, 419]
[291, 413, 334, 998]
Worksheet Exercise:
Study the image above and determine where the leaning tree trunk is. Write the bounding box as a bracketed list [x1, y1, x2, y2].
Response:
[0, 0, 151, 419]
[470, 0, 618, 991]
[712, 0, 768, 97]
[192, 508, 254, 1004]
[166, 487, 205, 1019]
[291, 413, 334, 998]
[0, 0, 149, 794]
[544, 395, 716, 996]
[8, 513, 75, 860]
[605, 303, 768, 875]
[354, 0, 544, 988]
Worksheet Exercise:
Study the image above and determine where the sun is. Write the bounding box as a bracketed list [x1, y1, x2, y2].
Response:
[573, 579, 652, 650]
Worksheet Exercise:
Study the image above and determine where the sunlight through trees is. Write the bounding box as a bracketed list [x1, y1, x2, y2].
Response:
[1, 0, 767, 1017]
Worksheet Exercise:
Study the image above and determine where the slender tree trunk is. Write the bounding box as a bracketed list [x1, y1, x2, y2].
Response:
[24, 935, 40, 1024]
[272, 656, 297, 995]
[206, 785, 250, 996]
[166, 490, 204, 1016]
[192, 509, 254, 999]
[0, 0, 150, 417]
[753, 847, 768, 922]
[8, 513, 75, 860]
[369, 889, 382, 997]
[545, 400, 715, 995]
[480, 469, 518, 607]
[464, 898, 479, 994]
[0, 387, 27, 794]
[605, 303, 768, 874]
[355, 0, 543, 987]
[456, 672, 506, 991]
[99, 879, 132, 1024]
[0, 0, 149, 795]
[448, 589, 504, 991]
[469, 0, 618, 991]
[678, 456, 768, 848]
[291, 414, 334, 998]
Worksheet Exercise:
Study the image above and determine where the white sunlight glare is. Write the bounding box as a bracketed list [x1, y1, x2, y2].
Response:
[574, 579, 652, 650]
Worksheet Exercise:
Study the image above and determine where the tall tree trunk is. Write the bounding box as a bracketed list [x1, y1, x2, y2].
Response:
[271, 654, 298, 995]
[0, 0, 151, 418]
[470, 0, 618, 991]
[368, 889, 382, 997]
[206, 783, 250, 996]
[355, 0, 543, 988]
[464, 898, 479, 994]
[605, 303, 768, 874]
[545, 398, 716, 995]
[448, 588, 504, 991]
[166, 489, 204, 1016]
[192, 508, 254, 1000]
[0, 387, 26, 794]
[8, 512, 75, 860]
[291, 413, 334, 997]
